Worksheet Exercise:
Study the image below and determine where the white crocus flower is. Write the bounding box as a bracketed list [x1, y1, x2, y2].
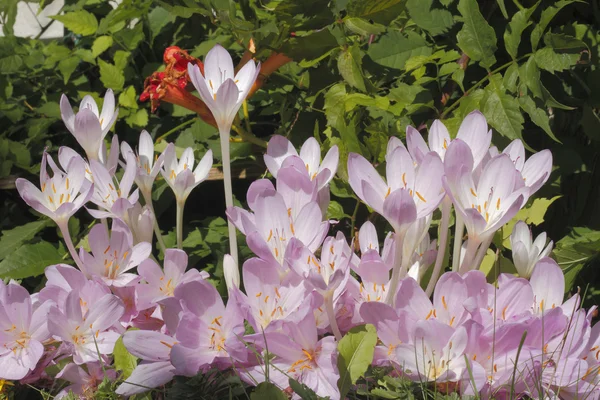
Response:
[510, 220, 553, 278]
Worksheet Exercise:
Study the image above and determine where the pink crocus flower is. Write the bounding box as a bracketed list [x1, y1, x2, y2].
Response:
[170, 280, 247, 375]
[55, 362, 116, 399]
[16, 152, 93, 226]
[60, 90, 118, 161]
[502, 139, 553, 195]
[136, 248, 208, 310]
[242, 311, 340, 399]
[120, 130, 167, 196]
[88, 152, 139, 220]
[48, 290, 124, 365]
[0, 283, 52, 380]
[160, 145, 212, 204]
[264, 135, 339, 190]
[117, 330, 177, 396]
[80, 219, 151, 287]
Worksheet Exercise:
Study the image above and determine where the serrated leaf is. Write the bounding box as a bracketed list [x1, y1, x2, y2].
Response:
[337, 324, 377, 399]
[456, 0, 497, 69]
[36, 102, 61, 119]
[282, 29, 339, 65]
[534, 47, 580, 73]
[338, 45, 366, 91]
[125, 109, 148, 127]
[554, 227, 600, 292]
[92, 36, 114, 57]
[530, 1, 579, 50]
[407, 0, 454, 36]
[98, 59, 125, 91]
[481, 74, 523, 140]
[0, 241, 64, 279]
[251, 382, 287, 400]
[119, 85, 138, 109]
[503, 62, 519, 93]
[0, 221, 49, 260]
[114, 50, 131, 70]
[518, 96, 561, 142]
[113, 334, 138, 379]
[346, 0, 405, 24]
[52, 10, 98, 36]
[288, 378, 319, 400]
[148, 6, 176, 41]
[368, 31, 432, 70]
[504, 3, 539, 59]
[58, 56, 80, 84]
[344, 17, 385, 36]
[0, 55, 23, 74]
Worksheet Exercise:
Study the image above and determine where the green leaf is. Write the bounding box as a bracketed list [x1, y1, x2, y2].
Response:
[346, 0, 405, 24]
[496, 0, 508, 18]
[148, 6, 176, 40]
[0, 55, 23, 74]
[288, 378, 319, 400]
[58, 56, 80, 84]
[36, 102, 61, 119]
[554, 227, 600, 292]
[119, 86, 138, 109]
[530, 1, 579, 50]
[533, 47, 580, 74]
[251, 382, 287, 400]
[337, 324, 377, 399]
[368, 31, 432, 70]
[343, 17, 386, 36]
[504, 3, 538, 60]
[125, 109, 148, 127]
[503, 62, 519, 93]
[327, 201, 349, 220]
[113, 334, 138, 379]
[114, 50, 131, 70]
[0, 221, 49, 260]
[406, 0, 454, 36]
[456, 0, 497, 69]
[338, 45, 366, 91]
[52, 11, 98, 36]
[92, 36, 114, 57]
[518, 96, 561, 142]
[480, 74, 523, 140]
[0, 241, 64, 279]
[98, 59, 125, 91]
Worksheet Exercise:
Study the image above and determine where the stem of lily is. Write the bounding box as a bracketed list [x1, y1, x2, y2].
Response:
[426, 198, 452, 296]
[459, 235, 481, 274]
[324, 293, 342, 341]
[385, 229, 406, 306]
[141, 189, 167, 254]
[176, 199, 185, 250]
[219, 127, 239, 266]
[451, 214, 465, 272]
[57, 220, 87, 276]
[472, 236, 494, 271]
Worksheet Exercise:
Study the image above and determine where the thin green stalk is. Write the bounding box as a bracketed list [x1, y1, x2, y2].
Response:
[325, 293, 342, 341]
[219, 127, 239, 266]
[231, 122, 267, 148]
[176, 200, 184, 250]
[426, 198, 451, 296]
[451, 214, 464, 272]
[156, 118, 197, 143]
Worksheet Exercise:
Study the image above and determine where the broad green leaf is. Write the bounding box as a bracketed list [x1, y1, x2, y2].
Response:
[251, 382, 287, 400]
[148, 6, 176, 40]
[125, 109, 148, 127]
[36, 102, 61, 119]
[324, 83, 348, 132]
[496, 0, 508, 18]
[0, 220, 49, 260]
[98, 59, 125, 91]
[114, 23, 145, 50]
[504, 3, 539, 59]
[344, 17, 385, 36]
[534, 47, 580, 74]
[337, 324, 377, 398]
[119, 86, 139, 109]
[406, 0, 454, 36]
[113, 334, 138, 379]
[481, 74, 523, 140]
[554, 227, 600, 292]
[530, 1, 579, 50]
[503, 62, 519, 93]
[288, 378, 319, 400]
[0, 241, 64, 279]
[368, 31, 432, 70]
[52, 11, 98, 36]
[327, 201, 349, 220]
[518, 96, 561, 142]
[346, 0, 405, 24]
[0, 55, 23, 74]
[456, 0, 497, 69]
[92, 36, 114, 57]
[58, 56, 80, 84]
[114, 50, 131, 70]
[338, 45, 366, 91]
[282, 29, 339, 64]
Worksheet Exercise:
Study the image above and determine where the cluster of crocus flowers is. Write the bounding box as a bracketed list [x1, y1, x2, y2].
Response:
[8, 42, 592, 400]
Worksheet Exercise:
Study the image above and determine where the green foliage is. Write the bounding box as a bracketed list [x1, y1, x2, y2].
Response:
[337, 324, 378, 398]
[113, 334, 139, 380]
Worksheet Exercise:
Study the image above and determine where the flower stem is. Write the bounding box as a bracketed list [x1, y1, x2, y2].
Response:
[385, 230, 406, 306]
[219, 128, 239, 266]
[472, 236, 494, 271]
[426, 198, 452, 296]
[459, 236, 481, 274]
[324, 293, 342, 341]
[176, 200, 184, 250]
[58, 220, 87, 276]
[142, 190, 166, 254]
[451, 214, 464, 272]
